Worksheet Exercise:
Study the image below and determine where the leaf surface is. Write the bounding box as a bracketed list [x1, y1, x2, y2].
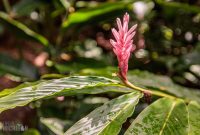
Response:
[188, 101, 200, 135]
[77, 68, 200, 102]
[125, 98, 196, 135]
[64, 92, 143, 135]
[62, 2, 129, 30]
[128, 70, 200, 102]
[0, 76, 131, 113]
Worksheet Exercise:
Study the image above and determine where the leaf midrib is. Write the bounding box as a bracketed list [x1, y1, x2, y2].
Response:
[97, 93, 141, 135]
[159, 101, 176, 135]
[187, 104, 190, 135]
[65, 93, 141, 135]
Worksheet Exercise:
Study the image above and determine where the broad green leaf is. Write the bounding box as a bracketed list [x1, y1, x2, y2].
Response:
[0, 12, 49, 46]
[64, 92, 143, 135]
[128, 70, 200, 102]
[0, 76, 132, 113]
[188, 101, 200, 134]
[76, 68, 200, 102]
[62, 1, 130, 30]
[0, 81, 41, 98]
[125, 98, 188, 135]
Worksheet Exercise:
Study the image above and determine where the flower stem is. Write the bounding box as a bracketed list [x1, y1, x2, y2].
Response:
[123, 80, 176, 99]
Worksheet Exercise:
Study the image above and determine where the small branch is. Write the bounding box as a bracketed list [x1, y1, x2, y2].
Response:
[123, 80, 176, 99]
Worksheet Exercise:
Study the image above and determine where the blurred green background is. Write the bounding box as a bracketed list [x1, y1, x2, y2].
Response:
[0, 0, 200, 134]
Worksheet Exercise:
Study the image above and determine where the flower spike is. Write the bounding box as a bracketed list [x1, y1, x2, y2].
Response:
[110, 13, 137, 82]
[110, 13, 177, 100]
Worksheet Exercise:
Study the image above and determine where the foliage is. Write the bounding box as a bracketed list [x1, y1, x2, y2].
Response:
[125, 98, 200, 135]
[0, 73, 200, 134]
[0, 0, 200, 134]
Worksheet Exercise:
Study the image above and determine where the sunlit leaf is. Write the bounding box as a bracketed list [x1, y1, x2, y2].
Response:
[128, 70, 200, 102]
[188, 101, 200, 134]
[75, 68, 200, 102]
[0, 81, 40, 98]
[62, 1, 130, 30]
[0, 76, 131, 113]
[125, 98, 188, 135]
[64, 92, 143, 135]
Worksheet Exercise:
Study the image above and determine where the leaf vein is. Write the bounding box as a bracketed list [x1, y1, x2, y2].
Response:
[159, 101, 176, 135]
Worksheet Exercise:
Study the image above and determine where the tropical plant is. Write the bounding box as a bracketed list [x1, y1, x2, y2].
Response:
[1, 9, 200, 134]
[0, 0, 200, 135]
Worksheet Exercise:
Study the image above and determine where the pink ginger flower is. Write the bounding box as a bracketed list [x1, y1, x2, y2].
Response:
[110, 13, 137, 81]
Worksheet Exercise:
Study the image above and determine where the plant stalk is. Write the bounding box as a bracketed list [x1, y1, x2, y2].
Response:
[123, 80, 176, 99]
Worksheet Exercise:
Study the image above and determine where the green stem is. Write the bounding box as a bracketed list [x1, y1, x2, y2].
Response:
[123, 80, 176, 99]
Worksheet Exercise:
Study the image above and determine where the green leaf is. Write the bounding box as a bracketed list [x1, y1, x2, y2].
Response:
[0, 12, 49, 46]
[125, 98, 188, 135]
[62, 1, 130, 30]
[76, 68, 200, 102]
[64, 92, 143, 135]
[0, 81, 41, 98]
[188, 101, 200, 134]
[0, 76, 131, 113]
[128, 70, 200, 102]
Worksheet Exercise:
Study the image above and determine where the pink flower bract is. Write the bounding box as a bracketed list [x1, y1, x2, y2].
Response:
[110, 13, 137, 81]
